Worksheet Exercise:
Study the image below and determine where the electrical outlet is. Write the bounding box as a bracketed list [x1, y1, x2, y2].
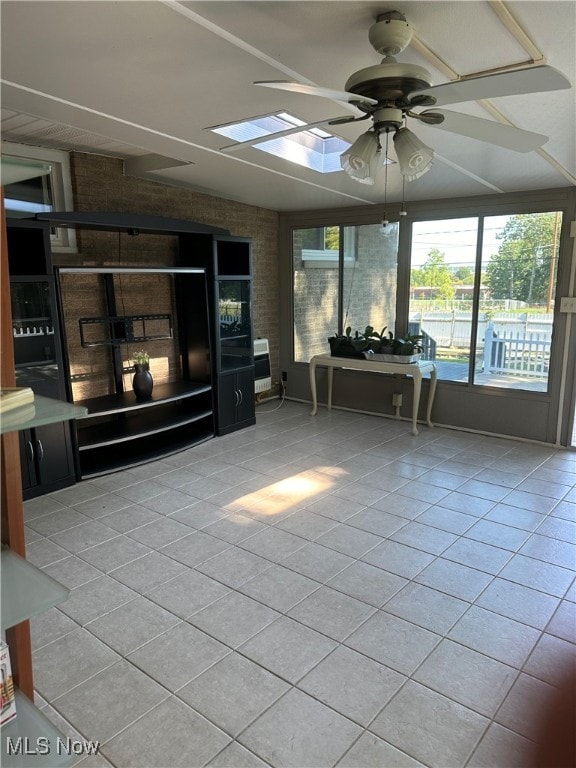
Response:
[281, 371, 287, 381]
[392, 393, 403, 407]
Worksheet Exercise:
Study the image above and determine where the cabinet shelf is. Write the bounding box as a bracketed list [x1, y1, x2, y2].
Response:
[78, 420, 214, 478]
[75, 381, 211, 418]
[0, 549, 69, 631]
[0, 690, 77, 767]
[77, 406, 213, 449]
[73, 382, 214, 477]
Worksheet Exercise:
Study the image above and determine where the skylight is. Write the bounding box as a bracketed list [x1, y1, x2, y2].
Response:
[211, 112, 351, 174]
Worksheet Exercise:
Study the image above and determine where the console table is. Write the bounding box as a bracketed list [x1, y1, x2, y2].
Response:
[309, 354, 438, 436]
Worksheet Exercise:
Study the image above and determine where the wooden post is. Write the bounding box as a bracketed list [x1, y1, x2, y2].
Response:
[1, 191, 34, 698]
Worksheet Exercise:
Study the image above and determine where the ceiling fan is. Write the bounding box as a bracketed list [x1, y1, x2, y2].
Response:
[222, 10, 571, 184]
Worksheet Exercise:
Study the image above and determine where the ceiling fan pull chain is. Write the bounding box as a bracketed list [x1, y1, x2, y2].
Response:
[381, 130, 390, 230]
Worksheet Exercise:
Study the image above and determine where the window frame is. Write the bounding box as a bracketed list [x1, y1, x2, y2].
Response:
[2, 141, 77, 252]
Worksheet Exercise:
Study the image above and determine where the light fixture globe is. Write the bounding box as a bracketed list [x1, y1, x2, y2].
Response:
[340, 131, 380, 184]
[393, 127, 434, 181]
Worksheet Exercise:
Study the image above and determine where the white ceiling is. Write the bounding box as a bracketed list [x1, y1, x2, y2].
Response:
[1, 0, 575, 211]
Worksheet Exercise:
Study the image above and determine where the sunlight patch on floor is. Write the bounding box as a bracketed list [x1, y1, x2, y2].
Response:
[228, 466, 350, 518]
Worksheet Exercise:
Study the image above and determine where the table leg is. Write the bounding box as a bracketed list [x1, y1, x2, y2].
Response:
[426, 366, 437, 428]
[327, 366, 334, 410]
[411, 372, 422, 436]
[309, 358, 318, 415]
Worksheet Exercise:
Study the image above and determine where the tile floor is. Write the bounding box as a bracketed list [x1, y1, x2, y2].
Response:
[24, 401, 576, 768]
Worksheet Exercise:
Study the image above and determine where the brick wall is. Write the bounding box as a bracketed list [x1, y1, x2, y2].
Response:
[54, 152, 280, 397]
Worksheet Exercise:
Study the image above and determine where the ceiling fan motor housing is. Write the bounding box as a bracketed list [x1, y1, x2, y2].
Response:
[345, 61, 434, 102]
[369, 11, 414, 55]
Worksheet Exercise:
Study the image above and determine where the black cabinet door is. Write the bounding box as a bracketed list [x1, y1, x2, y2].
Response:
[34, 422, 76, 490]
[216, 369, 255, 436]
[216, 372, 239, 435]
[235, 368, 255, 425]
[20, 422, 76, 500]
[18, 430, 38, 492]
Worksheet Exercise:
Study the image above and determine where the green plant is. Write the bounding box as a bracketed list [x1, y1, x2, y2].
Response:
[328, 325, 423, 357]
[361, 325, 389, 352]
[132, 350, 150, 367]
[382, 332, 424, 356]
[327, 327, 365, 358]
[329, 325, 388, 350]
[347, 329, 423, 356]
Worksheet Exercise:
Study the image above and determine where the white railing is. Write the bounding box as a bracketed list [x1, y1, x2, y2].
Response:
[483, 325, 551, 377]
[410, 310, 553, 349]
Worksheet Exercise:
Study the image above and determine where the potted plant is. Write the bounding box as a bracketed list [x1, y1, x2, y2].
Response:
[131, 350, 153, 399]
[365, 331, 424, 363]
[328, 325, 423, 363]
[132, 350, 150, 369]
[327, 327, 368, 358]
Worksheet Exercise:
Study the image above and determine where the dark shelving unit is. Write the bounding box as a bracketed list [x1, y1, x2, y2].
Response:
[56, 265, 215, 478]
[179, 234, 256, 436]
[7, 219, 78, 498]
[12, 212, 257, 478]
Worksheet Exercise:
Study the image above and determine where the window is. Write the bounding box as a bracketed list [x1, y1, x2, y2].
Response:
[210, 112, 350, 174]
[408, 211, 561, 391]
[301, 226, 357, 267]
[293, 223, 398, 362]
[1, 142, 76, 252]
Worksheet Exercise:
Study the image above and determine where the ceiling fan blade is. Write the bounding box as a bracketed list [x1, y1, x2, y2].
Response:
[219, 116, 351, 153]
[412, 65, 571, 107]
[425, 109, 548, 152]
[329, 115, 370, 126]
[255, 80, 378, 106]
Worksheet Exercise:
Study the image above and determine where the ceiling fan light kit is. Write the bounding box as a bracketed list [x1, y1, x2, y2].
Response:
[251, 9, 571, 186]
[340, 131, 381, 184]
[393, 127, 434, 181]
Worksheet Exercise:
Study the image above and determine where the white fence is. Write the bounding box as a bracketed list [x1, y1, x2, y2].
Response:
[483, 326, 551, 377]
[409, 311, 554, 378]
[411, 311, 553, 349]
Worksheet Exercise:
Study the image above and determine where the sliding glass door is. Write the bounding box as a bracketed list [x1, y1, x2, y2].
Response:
[408, 211, 562, 391]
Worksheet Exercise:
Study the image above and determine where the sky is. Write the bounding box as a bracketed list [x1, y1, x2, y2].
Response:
[410, 215, 512, 268]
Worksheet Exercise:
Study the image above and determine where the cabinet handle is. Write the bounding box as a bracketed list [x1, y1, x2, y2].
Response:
[26, 441, 35, 463]
[234, 389, 239, 406]
[238, 389, 243, 404]
[36, 439, 44, 463]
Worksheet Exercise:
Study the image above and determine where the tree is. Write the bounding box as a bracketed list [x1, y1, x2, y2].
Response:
[324, 226, 339, 251]
[484, 212, 560, 303]
[453, 266, 474, 284]
[411, 248, 455, 299]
